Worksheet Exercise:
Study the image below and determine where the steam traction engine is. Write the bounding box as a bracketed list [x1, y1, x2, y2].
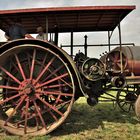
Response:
[1, 39, 140, 136]
[0, 39, 106, 136]
[0, 6, 140, 136]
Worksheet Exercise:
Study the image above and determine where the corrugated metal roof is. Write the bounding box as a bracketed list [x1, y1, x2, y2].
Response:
[0, 6, 135, 33]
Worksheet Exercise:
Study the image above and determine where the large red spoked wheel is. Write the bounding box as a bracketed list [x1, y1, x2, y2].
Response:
[0, 43, 75, 136]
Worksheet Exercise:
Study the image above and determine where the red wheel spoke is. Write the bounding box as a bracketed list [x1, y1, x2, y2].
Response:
[55, 95, 61, 104]
[17, 109, 47, 126]
[1, 75, 14, 82]
[50, 95, 63, 103]
[4, 95, 26, 125]
[20, 109, 25, 120]
[38, 54, 48, 74]
[55, 100, 72, 111]
[59, 78, 73, 89]
[49, 110, 58, 121]
[43, 65, 64, 82]
[0, 85, 19, 90]
[40, 91, 73, 97]
[57, 100, 71, 108]
[24, 99, 29, 134]
[0, 66, 21, 84]
[36, 94, 64, 116]
[3, 91, 17, 95]
[35, 113, 40, 131]
[43, 65, 72, 88]
[27, 53, 31, 71]
[109, 55, 114, 62]
[33, 100, 47, 129]
[115, 53, 119, 60]
[0, 92, 24, 105]
[34, 57, 55, 85]
[116, 62, 121, 68]
[30, 49, 36, 80]
[11, 62, 21, 74]
[43, 83, 68, 89]
[14, 54, 26, 81]
[36, 73, 69, 88]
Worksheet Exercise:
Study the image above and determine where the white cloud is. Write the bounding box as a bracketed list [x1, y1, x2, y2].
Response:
[0, 0, 137, 10]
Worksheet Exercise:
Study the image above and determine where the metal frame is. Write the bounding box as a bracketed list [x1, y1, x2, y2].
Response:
[60, 23, 134, 58]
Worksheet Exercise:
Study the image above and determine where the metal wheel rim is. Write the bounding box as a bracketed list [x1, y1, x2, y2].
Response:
[116, 86, 137, 113]
[0, 44, 75, 136]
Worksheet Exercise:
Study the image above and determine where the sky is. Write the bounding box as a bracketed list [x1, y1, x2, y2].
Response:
[0, 0, 139, 58]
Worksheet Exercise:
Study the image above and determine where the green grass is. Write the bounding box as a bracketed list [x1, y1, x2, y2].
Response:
[0, 97, 140, 140]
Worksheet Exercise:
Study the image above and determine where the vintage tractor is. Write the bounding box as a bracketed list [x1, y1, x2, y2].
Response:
[1, 39, 140, 136]
[0, 5, 139, 136]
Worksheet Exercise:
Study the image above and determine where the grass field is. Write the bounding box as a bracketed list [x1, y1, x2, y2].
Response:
[0, 97, 140, 140]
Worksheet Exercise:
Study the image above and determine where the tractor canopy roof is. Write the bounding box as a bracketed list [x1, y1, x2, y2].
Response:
[0, 5, 135, 34]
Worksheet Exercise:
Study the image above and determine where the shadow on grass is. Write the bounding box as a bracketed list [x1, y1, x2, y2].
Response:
[51, 100, 139, 136]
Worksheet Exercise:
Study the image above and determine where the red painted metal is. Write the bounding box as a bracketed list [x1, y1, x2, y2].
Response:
[38, 53, 47, 75]
[15, 54, 27, 81]
[24, 99, 29, 134]
[41, 91, 73, 97]
[34, 56, 55, 85]
[0, 85, 19, 90]
[37, 73, 69, 88]
[0, 92, 25, 105]
[0, 66, 21, 84]
[49, 110, 58, 121]
[0, 6, 136, 14]
[44, 83, 68, 89]
[4, 95, 26, 125]
[33, 100, 47, 130]
[43, 65, 64, 81]
[36, 94, 64, 116]
[30, 49, 36, 80]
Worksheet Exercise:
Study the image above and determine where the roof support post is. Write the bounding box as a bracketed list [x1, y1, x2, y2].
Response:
[46, 16, 48, 40]
[108, 30, 114, 52]
[118, 23, 123, 73]
[108, 31, 111, 52]
[50, 33, 52, 41]
[84, 35, 88, 57]
[54, 25, 58, 45]
[70, 31, 73, 57]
